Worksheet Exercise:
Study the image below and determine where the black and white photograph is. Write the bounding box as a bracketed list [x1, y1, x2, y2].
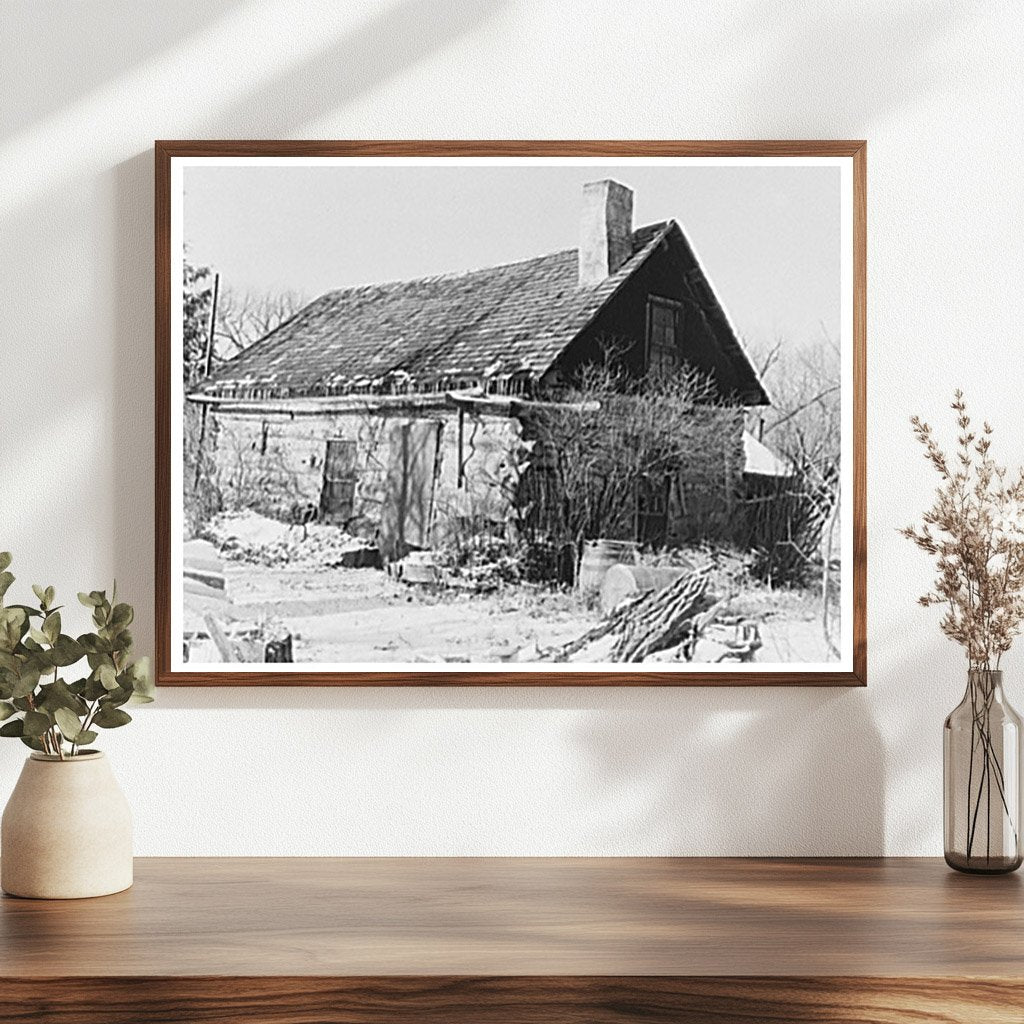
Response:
[165, 149, 859, 679]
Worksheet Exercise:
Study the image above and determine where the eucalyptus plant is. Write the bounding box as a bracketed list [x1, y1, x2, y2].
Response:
[0, 552, 153, 759]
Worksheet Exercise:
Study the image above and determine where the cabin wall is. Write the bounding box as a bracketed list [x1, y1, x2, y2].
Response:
[553, 242, 746, 397]
[204, 404, 521, 555]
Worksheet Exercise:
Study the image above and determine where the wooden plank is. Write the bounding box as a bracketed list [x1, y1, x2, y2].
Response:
[1, 858, 1022, 979]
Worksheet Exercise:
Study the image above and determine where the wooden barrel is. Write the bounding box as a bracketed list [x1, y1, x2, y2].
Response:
[599, 564, 686, 615]
[578, 540, 640, 596]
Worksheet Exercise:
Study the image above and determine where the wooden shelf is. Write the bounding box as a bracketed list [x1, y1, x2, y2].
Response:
[2, 857, 1021, 1022]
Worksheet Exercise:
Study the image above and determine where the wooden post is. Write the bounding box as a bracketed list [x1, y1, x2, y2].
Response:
[193, 273, 220, 489]
[203, 272, 219, 378]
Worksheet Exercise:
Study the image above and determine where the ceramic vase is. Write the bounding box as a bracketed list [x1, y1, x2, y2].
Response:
[1, 751, 133, 898]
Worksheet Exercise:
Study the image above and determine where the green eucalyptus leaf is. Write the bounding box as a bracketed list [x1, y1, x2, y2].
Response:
[0, 719, 24, 738]
[6, 604, 42, 619]
[110, 604, 133, 629]
[0, 572, 14, 601]
[83, 675, 107, 701]
[19, 734, 45, 752]
[93, 705, 131, 729]
[37, 678, 88, 716]
[81, 636, 112, 656]
[104, 685, 132, 708]
[77, 634, 100, 653]
[0, 701, 16, 721]
[31, 584, 47, 608]
[0, 553, 11, 573]
[0, 607, 27, 651]
[12, 697, 33, 712]
[49, 635, 85, 667]
[74, 730, 97, 746]
[11, 665, 41, 699]
[129, 656, 153, 693]
[42, 611, 60, 644]
[98, 663, 118, 690]
[77, 592, 99, 608]
[44, 586, 55, 609]
[22, 711, 50, 738]
[127, 657, 155, 704]
[28, 627, 49, 646]
[86, 653, 115, 677]
[53, 707, 84, 741]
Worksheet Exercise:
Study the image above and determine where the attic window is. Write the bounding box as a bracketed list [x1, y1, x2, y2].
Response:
[646, 296, 683, 379]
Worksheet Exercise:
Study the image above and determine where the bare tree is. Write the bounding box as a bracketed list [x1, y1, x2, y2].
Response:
[743, 333, 842, 651]
[214, 287, 307, 360]
[757, 330, 840, 464]
[182, 260, 219, 536]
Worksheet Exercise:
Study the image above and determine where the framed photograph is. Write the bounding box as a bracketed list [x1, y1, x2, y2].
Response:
[156, 141, 865, 686]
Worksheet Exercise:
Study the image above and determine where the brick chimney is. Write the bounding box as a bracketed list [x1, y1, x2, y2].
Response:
[578, 179, 634, 287]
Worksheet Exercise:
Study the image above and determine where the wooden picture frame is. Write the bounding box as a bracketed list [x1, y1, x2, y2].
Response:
[156, 140, 866, 686]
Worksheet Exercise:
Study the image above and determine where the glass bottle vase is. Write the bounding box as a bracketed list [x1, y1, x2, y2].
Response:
[944, 669, 1023, 873]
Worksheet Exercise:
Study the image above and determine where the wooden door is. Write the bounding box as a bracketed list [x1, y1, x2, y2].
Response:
[319, 438, 358, 526]
[379, 420, 442, 561]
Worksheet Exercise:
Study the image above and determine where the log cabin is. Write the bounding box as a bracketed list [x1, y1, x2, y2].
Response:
[188, 180, 773, 561]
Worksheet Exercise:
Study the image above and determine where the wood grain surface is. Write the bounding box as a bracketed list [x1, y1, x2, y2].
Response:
[0, 976, 1022, 1024]
[155, 139, 867, 687]
[1, 857, 1020, 1023]
[3, 856, 1021, 977]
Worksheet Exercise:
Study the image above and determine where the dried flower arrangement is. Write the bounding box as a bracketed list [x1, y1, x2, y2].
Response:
[903, 391, 1024, 870]
[902, 391, 1024, 668]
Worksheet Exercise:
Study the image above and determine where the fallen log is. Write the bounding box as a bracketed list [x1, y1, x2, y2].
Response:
[609, 565, 713, 662]
[544, 565, 717, 664]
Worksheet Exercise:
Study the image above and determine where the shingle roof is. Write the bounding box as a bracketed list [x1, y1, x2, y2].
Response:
[194, 220, 765, 403]
[196, 225, 673, 398]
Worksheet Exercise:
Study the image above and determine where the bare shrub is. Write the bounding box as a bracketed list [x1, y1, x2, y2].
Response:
[215, 426, 306, 522]
[518, 360, 742, 580]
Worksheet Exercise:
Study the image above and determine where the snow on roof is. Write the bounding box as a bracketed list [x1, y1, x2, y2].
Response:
[742, 430, 794, 477]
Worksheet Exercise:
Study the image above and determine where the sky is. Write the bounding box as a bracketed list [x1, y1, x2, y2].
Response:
[183, 161, 841, 356]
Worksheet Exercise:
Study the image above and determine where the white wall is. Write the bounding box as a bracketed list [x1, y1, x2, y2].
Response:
[1, 0, 1022, 856]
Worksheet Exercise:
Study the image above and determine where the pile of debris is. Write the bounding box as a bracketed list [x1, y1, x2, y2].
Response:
[204, 511, 379, 570]
[430, 538, 523, 592]
[391, 544, 522, 592]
